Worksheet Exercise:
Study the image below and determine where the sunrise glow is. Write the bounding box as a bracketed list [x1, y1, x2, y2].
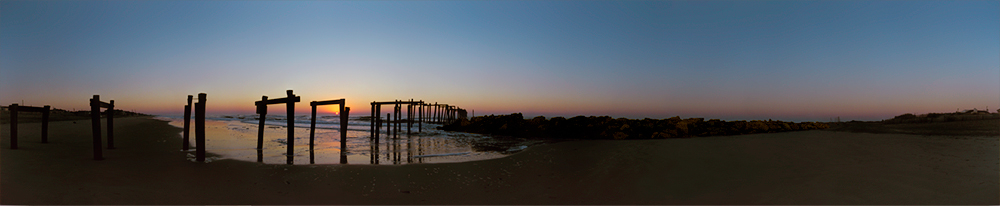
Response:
[1, 0, 997, 121]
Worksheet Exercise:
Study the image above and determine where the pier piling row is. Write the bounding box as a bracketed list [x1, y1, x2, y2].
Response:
[369, 100, 424, 140]
[368, 100, 470, 140]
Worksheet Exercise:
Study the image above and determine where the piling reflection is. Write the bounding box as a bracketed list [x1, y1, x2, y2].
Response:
[165, 117, 522, 165]
[368, 132, 480, 165]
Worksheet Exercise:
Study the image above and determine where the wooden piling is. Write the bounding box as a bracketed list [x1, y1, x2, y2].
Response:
[340, 107, 350, 164]
[107, 100, 114, 149]
[407, 104, 412, 135]
[309, 104, 317, 156]
[386, 113, 391, 139]
[285, 90, 295, 165]
[257, 96, 267, 150]
[394, 102, 399, 138]
[183, 95, 192, 150]
[418, 103, 422, 132]
[195, 93, 206, 162]
[9, 104, 17, 149]
[370, 103, 375, 140]
[91, 96, 103, 160]
[341, 107, 349, 154]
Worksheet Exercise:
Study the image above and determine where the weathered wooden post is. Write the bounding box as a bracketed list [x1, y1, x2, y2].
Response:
[195, 93, 206, 162]
[107, 100, 115, 149]
[309, 101, 317, 165]
[407, 103, 412, 135]
[255, 96, 267, 162]
[257, 96, 267, 150]
[90, 95, 103, 160]
[340, 107, 350, 164]
[408, 100, 415, 133]
[418, 102, 423, 132]
[370, 103, 375, 139]
[9, 104, 17, 149]
[341, 106, 349, 152]
[398, 102, 402, 136]
[385, 113, 392, 140]
[394, 102, 400, 138]
[375, 105, 381, 141]
[285, 90, 295, 165]
[309, 103, 317, 156]
[183, 95, 192, 150]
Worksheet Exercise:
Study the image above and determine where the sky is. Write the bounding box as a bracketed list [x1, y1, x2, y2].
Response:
[1, 0, 997, 122]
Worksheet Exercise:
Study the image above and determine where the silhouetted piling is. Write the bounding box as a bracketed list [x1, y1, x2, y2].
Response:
[309, 104, 317, 158]
[407, 100, 412, 134]
[195, 93, 206, 162]
[370, 103, 375, 140]
[257, 96, 267, 150]
[341, 107, 349, 153]
[285, 90, 294, 165]
[395, 102, 400, 138]
[418, 103, 422, 132]
[90, 95, 103, 160]
[107, 100, 115, 149]
[183, 95, 192, 151]
[9, 104, 17, 149]
[340, 107, 350, 164]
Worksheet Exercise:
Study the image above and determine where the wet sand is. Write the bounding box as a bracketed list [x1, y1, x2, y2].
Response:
[154, 117, 520, 165]
[2, 117, 997, 204]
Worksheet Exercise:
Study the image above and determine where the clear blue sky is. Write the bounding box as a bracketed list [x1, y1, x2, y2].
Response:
[2, 0, 997, 122]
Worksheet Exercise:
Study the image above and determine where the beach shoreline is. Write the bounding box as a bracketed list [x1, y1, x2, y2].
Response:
[2, 116, 996, 204]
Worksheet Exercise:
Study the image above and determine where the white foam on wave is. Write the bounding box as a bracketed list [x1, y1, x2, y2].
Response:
[413, 152, 471, 158]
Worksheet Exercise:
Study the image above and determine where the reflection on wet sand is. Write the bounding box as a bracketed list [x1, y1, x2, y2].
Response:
[253, 131, 491, 165]
[165, 117, 519, 165]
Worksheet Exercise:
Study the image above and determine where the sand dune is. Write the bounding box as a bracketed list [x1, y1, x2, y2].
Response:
[1, 117, 996, 204]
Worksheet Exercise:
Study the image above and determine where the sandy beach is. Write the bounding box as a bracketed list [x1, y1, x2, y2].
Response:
[1, 117, 996, 204]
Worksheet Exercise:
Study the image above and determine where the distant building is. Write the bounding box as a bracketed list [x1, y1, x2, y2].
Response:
[962, 109, 989, 114]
